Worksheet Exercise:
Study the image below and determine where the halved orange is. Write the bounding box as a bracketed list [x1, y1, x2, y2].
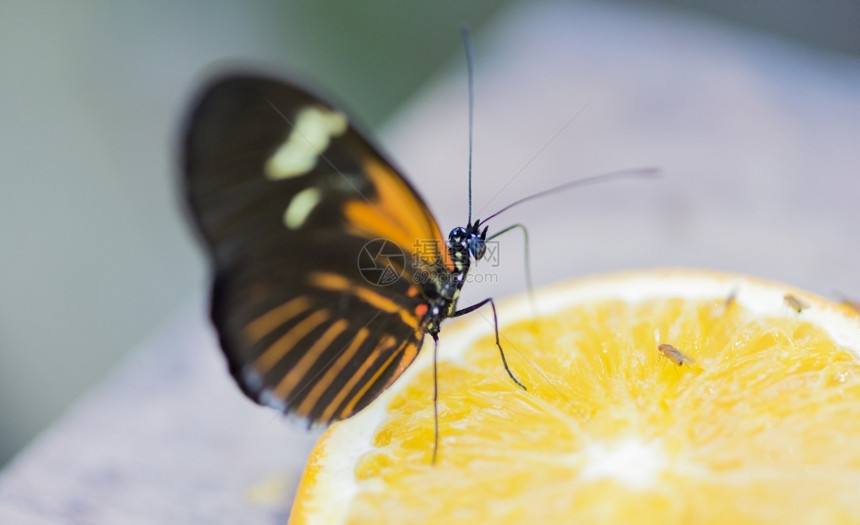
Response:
[289, 269, 860, 524]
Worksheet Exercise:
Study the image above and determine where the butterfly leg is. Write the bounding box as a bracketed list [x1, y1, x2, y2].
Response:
[453, 298, 527, 391]
[431, 333, 440, 465]
[486, 223, 536, 315]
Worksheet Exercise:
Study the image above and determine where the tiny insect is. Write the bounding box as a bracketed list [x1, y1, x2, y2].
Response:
[657, 343, 696, 367]
[713, 287, 738, 317]
[724, 288, 738, 309]
[784, 294, 809, 313]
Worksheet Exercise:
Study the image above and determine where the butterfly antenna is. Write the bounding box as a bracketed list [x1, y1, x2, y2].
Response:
[483, 167, 660, 223]
[462, 25, 475, 225]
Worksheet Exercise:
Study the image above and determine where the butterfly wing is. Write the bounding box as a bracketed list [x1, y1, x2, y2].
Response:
[182, 74, 449, 423]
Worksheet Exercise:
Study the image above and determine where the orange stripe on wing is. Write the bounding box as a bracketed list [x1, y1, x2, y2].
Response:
[242, 296, 312, 344]
[308, 271, 418, 327]
[321, 334, 397, 422]
[383, 337, 423, 391]
[343, 155, 453, 272]
[297, 326, 370, 420]
[343, 201, 417, 265]
[365, 157, 437, 255]
[255, 309, 329, 374]
[273, 318, 349, 401]
[338, 338, 413, 419]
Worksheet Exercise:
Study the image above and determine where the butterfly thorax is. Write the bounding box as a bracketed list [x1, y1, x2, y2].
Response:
[424, 220, 489, 336]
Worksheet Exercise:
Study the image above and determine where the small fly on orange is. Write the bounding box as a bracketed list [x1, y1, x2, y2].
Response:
[657, 343, 696, 367]
[784, 294, 809, 313]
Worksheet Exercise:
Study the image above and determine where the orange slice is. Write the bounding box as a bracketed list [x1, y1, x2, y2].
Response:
[289, 269, 860, 524]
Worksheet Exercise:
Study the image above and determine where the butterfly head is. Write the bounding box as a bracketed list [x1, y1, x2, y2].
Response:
[448, 219, 489, 272]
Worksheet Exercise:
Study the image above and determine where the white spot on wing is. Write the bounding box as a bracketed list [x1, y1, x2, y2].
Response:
[284, 187, 323, 229]
[265, 106, 348, 179]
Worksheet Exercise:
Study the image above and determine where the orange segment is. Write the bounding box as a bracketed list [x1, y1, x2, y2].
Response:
[289, 269, 860, 524]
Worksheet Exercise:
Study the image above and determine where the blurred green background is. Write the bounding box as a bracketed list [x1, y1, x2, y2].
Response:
[0, 0, 858, 469]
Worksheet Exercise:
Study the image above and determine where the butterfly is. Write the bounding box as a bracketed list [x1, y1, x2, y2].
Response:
[181, 64, 655, 460]
[181, 73, 528, 442]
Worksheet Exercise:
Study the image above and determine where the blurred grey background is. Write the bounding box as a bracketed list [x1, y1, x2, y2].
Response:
[1, 0, 859, 471]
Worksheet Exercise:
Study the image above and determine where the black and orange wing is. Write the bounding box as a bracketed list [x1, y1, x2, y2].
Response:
[182, 74, 448, 424]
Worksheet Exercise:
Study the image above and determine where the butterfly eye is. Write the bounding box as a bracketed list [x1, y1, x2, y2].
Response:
[468, 237, 486, 260]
